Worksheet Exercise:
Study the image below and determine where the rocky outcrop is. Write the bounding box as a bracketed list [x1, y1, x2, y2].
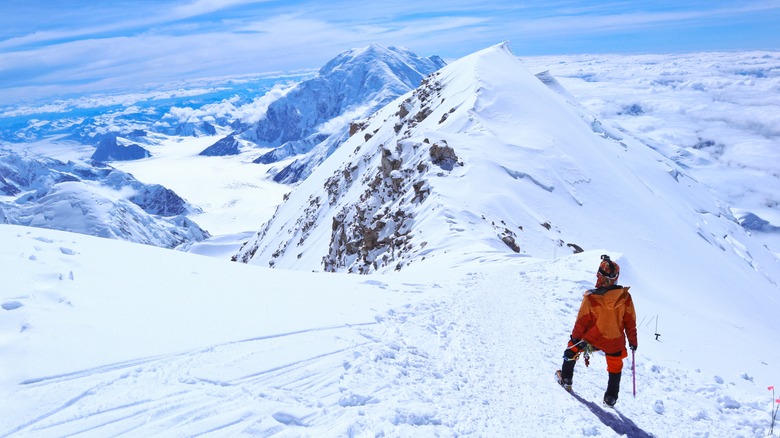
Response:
[199, 134, 241, 156]
[91, 135, 150, 162]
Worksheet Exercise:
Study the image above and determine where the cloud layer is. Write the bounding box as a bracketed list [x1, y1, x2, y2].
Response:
[521, 50, 780, 227]
[2, 0, 779, 105]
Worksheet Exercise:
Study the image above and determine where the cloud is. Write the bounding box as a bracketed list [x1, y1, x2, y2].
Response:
[512, 2, 780, 37]
[169, 0, 273, 18]
[0, 0, 274, 50]
[157, 79, 299, 125]
[1, 0, 779, 105]
[233, 82, 298, 124]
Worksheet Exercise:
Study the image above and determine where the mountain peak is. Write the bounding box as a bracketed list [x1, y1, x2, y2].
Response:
[234, 42, 779, 305]
[319, 44, 419, 75]
[242, 43, 446, 183]
[244, 43, 445, 147]
[233, 43, 548, 273]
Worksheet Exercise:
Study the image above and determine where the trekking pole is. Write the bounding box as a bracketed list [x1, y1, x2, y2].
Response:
[632, 349, 637, 397]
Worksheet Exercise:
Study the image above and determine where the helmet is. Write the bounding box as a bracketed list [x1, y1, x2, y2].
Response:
[596, 255, 620, 288]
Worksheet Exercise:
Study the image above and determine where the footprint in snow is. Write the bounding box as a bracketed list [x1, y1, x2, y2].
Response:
[272, 412, 307, 426]
[362, 279, 388, 289]
[339, 394, 378, 407]
[2, 301, 23, 311]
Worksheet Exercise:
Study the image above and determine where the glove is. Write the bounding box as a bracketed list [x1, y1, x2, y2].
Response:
[629, 343, 637, 352]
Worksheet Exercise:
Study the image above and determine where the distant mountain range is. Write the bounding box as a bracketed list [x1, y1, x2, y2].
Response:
[0, 43, 445, 188]
[0, 45, 446, 248]
[2, 43, 777, 263]
[0, 72, 305, 144]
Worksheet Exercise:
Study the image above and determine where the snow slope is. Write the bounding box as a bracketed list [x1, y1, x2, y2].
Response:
[1, 224, 777, 437]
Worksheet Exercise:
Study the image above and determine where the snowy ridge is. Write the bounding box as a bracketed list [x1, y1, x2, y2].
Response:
[235, 43, 779, 282]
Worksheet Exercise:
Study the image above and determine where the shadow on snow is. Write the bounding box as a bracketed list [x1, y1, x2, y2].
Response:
[569, 391, 654, 438]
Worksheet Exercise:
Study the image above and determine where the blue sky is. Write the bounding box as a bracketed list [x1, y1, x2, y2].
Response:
[1, 0, 779, 105]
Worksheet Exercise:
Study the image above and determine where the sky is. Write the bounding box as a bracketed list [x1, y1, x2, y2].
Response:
[1, 0, 780, 105]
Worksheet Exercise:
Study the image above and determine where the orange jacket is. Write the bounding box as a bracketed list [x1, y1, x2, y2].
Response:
[571, 286, 637, 354]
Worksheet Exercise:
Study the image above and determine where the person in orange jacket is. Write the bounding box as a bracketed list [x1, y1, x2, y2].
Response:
[595, 253, 620, 289]
[557, 255, 638, 407]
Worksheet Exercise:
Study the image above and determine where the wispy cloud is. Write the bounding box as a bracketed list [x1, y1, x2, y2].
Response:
[169, 0, 273, 18]
[0, 0, 274, 50]
[1, 0, 778, 105]
[516, 2, 780, 36]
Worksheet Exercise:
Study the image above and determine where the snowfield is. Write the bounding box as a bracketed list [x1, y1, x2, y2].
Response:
[0, 225, 775, 437]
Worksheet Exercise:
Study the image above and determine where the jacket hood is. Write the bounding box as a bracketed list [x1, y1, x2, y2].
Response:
[592, 286, 630, 310]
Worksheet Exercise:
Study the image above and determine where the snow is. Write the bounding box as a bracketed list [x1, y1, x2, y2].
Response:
[2, 43, 780, 437]
[1, 225, 776, 436]
[109, 134, 290, 237]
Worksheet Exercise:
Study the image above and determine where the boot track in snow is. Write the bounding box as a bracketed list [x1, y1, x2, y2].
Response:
[555, 370, 654, 437]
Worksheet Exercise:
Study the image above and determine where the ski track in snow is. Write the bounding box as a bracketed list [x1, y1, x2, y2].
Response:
[1, 259, 773, 437]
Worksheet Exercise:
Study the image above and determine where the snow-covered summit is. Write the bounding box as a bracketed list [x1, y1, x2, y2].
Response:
[242, 44, 446, 183]
[318, 43, 446, 90]
[235, 42, 775, 278]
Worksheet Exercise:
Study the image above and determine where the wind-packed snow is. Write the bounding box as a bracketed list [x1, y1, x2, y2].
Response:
[1, 224, 777, 437]
[2, 43, 780, 437]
